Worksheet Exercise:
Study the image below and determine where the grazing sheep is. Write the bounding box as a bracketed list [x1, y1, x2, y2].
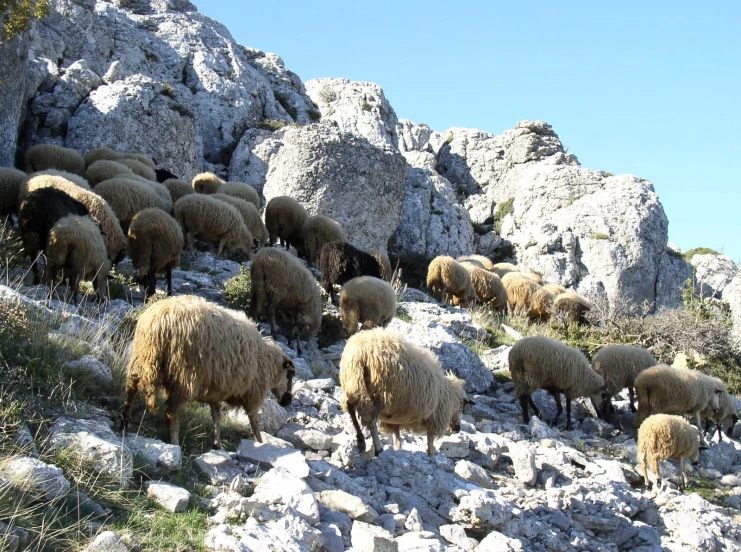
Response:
[590, 345, 657, 419]
[528, 287, 554, 321]
[128, 208, 184, 299]
[140, 179, 174, 214]
[24, 144, 85, 176]
[304, 215, 345, 266]
[219, 181, 260, 208]
[174, 194, 254, 259]
[339, 328, 466, 456]
[457, 255, 495, 272]
[319, 241, 383, 305]
[118, 158, 157, 181]
[31, 170, 92, 192]
[508, 336, 605, 430]
[638, 414, 699, 492]
[634, 364, 722, 443]
[503, 275, 540, 314]
[526, 271, 543, 285]
[264, 196, 308, 252]
[369, 249, 392, 281]
[85, 160, 134, 186]
[426, 256, 476, 307]
[191, 172, 224, 194]
[553, 291, 591, 326]
[163, 178, 195, 203]
[46, 215, 111, 303]
[95, 178, 165, 232]
[460, 264, 508, 312]
[339, 276, 396, 337]
[249, 247, 322, 355]
[121, 295, 296, 447]
[543, 283, 567, 296]
[491, 262, 519, 278]
[700, 378, 738, 442]
[84, 147, 121, 167]
[18, 187, 90, 283]
[0, 167, 27, 218]
[212, 193, 269, 247]
[155, 168, 179, 183]
[121, 153, 156, 170]
[22, 174, 128, 263]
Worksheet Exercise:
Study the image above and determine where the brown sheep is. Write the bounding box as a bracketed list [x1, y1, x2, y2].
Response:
[426, 256, 476, 307]
[304, 215, 345, 266]
[264, 196, 308, 253]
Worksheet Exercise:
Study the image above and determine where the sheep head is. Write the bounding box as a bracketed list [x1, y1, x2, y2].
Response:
[271, 353, 296, 407]
[445, 374, 467, 434]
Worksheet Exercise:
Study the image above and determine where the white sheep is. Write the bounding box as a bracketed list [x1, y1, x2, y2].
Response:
[590, 345, 657, 418]
[638, 413, 699, 492]
[24, 144, 85, 177]
[339, 276, 396, 337]
[128, 208, 183, 299]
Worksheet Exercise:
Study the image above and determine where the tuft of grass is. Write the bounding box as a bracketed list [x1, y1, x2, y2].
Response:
[360, 100, 372, 111]
[492, 197, 515, 234]
[255, 118, 299, 132]
[590, 232, 609, 241]
[666, 248, 684, 260]
[224, 266, 252, 313]
[601, 171, 613, 178]
[308, 109, 321, 121]
[273, 90, 298, 120]
[317, 311, 345, 348]
[683, 247, 720, 262]
[493, 370, 512, 384]
[395, 306, 412, 324]
[566, 195, 582, 207]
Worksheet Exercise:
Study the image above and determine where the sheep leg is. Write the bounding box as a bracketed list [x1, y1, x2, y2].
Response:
[528, 396, 541, 417]
[548, 390, 563, 427]
[426, 432, 435, 457]
[146, 271, 156, 299]
[440, 286, 447, 305]
[368, 420, 383, 457]
[269, 306, 277, 338]
[628, 387, 636, 413]
[696, 412, 708, 448]
[640, 454, 650, 490]
[346, 403, 366, 453]
[121, 379, 138, 434]
[679, 458, 688, 492]
[519, 395, 530, 423]
[391, 426, 402, 451]
[165, 396, 180, 446]
[210, 402, 222, 450]
[32, 261, 40, 285]
[565, 397, 572, 430]
[247, 412, 263, 443]
[166, 268, 173, 297]
[651, 456, 662, 491]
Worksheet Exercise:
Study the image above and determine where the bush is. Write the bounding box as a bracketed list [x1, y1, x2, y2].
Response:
[492, 197, 515, 234]
[224, 266, 252, 313]
[1, 0, 49, 43]
[590, 233, 609, 240]
[683, 247, 721, 262]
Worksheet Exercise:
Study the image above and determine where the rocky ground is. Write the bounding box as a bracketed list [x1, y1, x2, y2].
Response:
[1, 250, 741, 552]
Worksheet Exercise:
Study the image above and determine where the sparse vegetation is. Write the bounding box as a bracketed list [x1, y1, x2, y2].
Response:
[566, 195, 582, 207]
[317, 311, 344, 348]
[308, 108, 321, 121]
[1, 0, 49, 43]
[360, 100, 371, 112]
[395, 305, 412, 323]
[255, 118, 299, 132]
[683, 247, 721, 262]
[224, 266, 252, 313]
[492, 197, 515, 234]
[601, 171, 613, 178]
[590, 232, 609, 240]
[273, 90, 298, 120]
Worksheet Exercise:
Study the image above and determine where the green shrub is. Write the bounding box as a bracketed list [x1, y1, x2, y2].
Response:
[1, 0, 49, 43]
[601, 171, 613, 177]
[224, 266, 252, 313]
[360, 100, 372, 111]
[683, 247, 720, 262]
[308, 108, 321, 121]
[255, 119, 298, 132]
[589, 232, 609, 240]
[317, 311, 344, 348]
[492, 197, 515, 234]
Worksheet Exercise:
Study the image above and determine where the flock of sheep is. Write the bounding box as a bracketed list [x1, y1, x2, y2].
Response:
[0, 142, 738, 494]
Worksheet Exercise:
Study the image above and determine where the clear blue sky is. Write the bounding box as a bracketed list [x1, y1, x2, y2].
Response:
[195, 1, 741, 262]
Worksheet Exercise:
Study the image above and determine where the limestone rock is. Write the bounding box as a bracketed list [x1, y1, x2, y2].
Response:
[82, 531, 128, 552]
[725, 273, 741, 347]
[351, 520, 398, 552]
[439, 524, 478, 551]
[0, 33, 32, 165]
[125, 435, 181, 476]
[252, 467, 319, 525]
[448, 488, 513, 532]
[396, 119, 444, 155]
[477, 530, 524, 551]
[691, 253, 739, 299]
[0, 456, 70, 501]
[62, 355, 113, 389]
[226, 396, 288, 436]
[237, 439, 310, 478]
[454, 460, 493, 489]
[145, 481, 190, 513]
[656, 249, 694, 308]
[660, 493, 741, 551]
[193, 450, 243, 486]
[316, 490, 378, 522]
[509, 442, 537, 486]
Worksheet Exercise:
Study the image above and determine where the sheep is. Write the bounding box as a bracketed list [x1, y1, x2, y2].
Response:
[174, 194, 254, 260]
[163, 179, 195, 203]
[634, 364, 723, 444]
[503, 274, 540, 314]
[264, 195, 308, 252]
[457, 254, 495, 272]
[211, 193, 269, 247]
[304, 215, 345, 266]
[31, 170, 92, 192]
[249, 247, 322, 355]
[491, 262, 519, 277]
[339, 328, 466, 457]
[121, 153, 156, 170]
[426, 256, 477, 307]
[638, 414, 699, 492]
[94, 178, 165, 232]
[700, 377, 738, 442]
[141, 179, 174, 214]
[529, 287, 554, 321]
[192, 172, 224, 194]
[128, 208, 184, 299]
[117, 158, 157, 181]
[121, 294, 296, 448]
[85, 160, 134, 186]
[319, 241, 383, 305]
[526, 271, 543, 284]
[22, 174, 128, 263]
[84, 147, 121, 166]
[24, 144, 85, 177]
[0, 167, 27, 218]
[460, 263, 508, 312]
[543, 283, 567, 296]
[45, 215, 111, 304]
[553, 291, 591, 326]
[508, 336, 605, 430]
[18, 187, 90, 283]
[339, 276, 396, 337]
[219, 181, 260, 209]
[370, 250, 392, 281]
[155, 168, 179, 183]
[589, 345, 657, 419]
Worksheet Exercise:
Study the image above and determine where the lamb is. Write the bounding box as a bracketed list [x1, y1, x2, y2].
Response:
[45, 215, 111, 304]
[163, 179, 195, 203]
[211, 193, 269, 247]
[18, 187, 90, 283]
[218, 181, 260, 209]
[638, 414, 699, 492]
[589, 345, 657, 418]
[508, 336, 605, 430]
[457, 254, 495, 272]
[174, 194, 254, 260]
[304, 215, 346, 266]
[22, 174, 128, 263]
[191, 172, 224, 194]
[543, 283, 567, 296]
[426, 256, 477, 307]
[460, 263, 508, 312]
[128, 208, 184, 299]
[491, 262, 519, 277]
[320, 241, 383, 305]
[95, 177, 165, 232]
[339, 276, 396, 337]
[85, 160, 134, 186]
[24, 144, 85, 176]
[264, 195, 308, 252]
[249, 247, 322, 355]
[0, 167, 27, 218]
[553, 291, 591, 326]
[634, 364, 722, 443]
[117, 158, 157, 181]
[339, 328, 466, 457]
[370, 250, 392, 281]
[700, 377, 738, 442]
[84, 147, 121, 166]
[121, 295, 296, 448]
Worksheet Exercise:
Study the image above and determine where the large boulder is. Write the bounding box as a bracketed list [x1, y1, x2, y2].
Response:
[725, 273, 741, 347]
[0, 32, 35, 166]
[656, 246, 693, 309]
[690, 253, 739, 299]
[257, 123, 406, 253]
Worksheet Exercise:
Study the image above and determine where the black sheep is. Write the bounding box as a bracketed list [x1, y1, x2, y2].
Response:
[319, 240, 382, 305]
[155, 168, 179, 183]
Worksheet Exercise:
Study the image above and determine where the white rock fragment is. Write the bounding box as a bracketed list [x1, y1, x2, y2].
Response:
[145, 481, 190, 513]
